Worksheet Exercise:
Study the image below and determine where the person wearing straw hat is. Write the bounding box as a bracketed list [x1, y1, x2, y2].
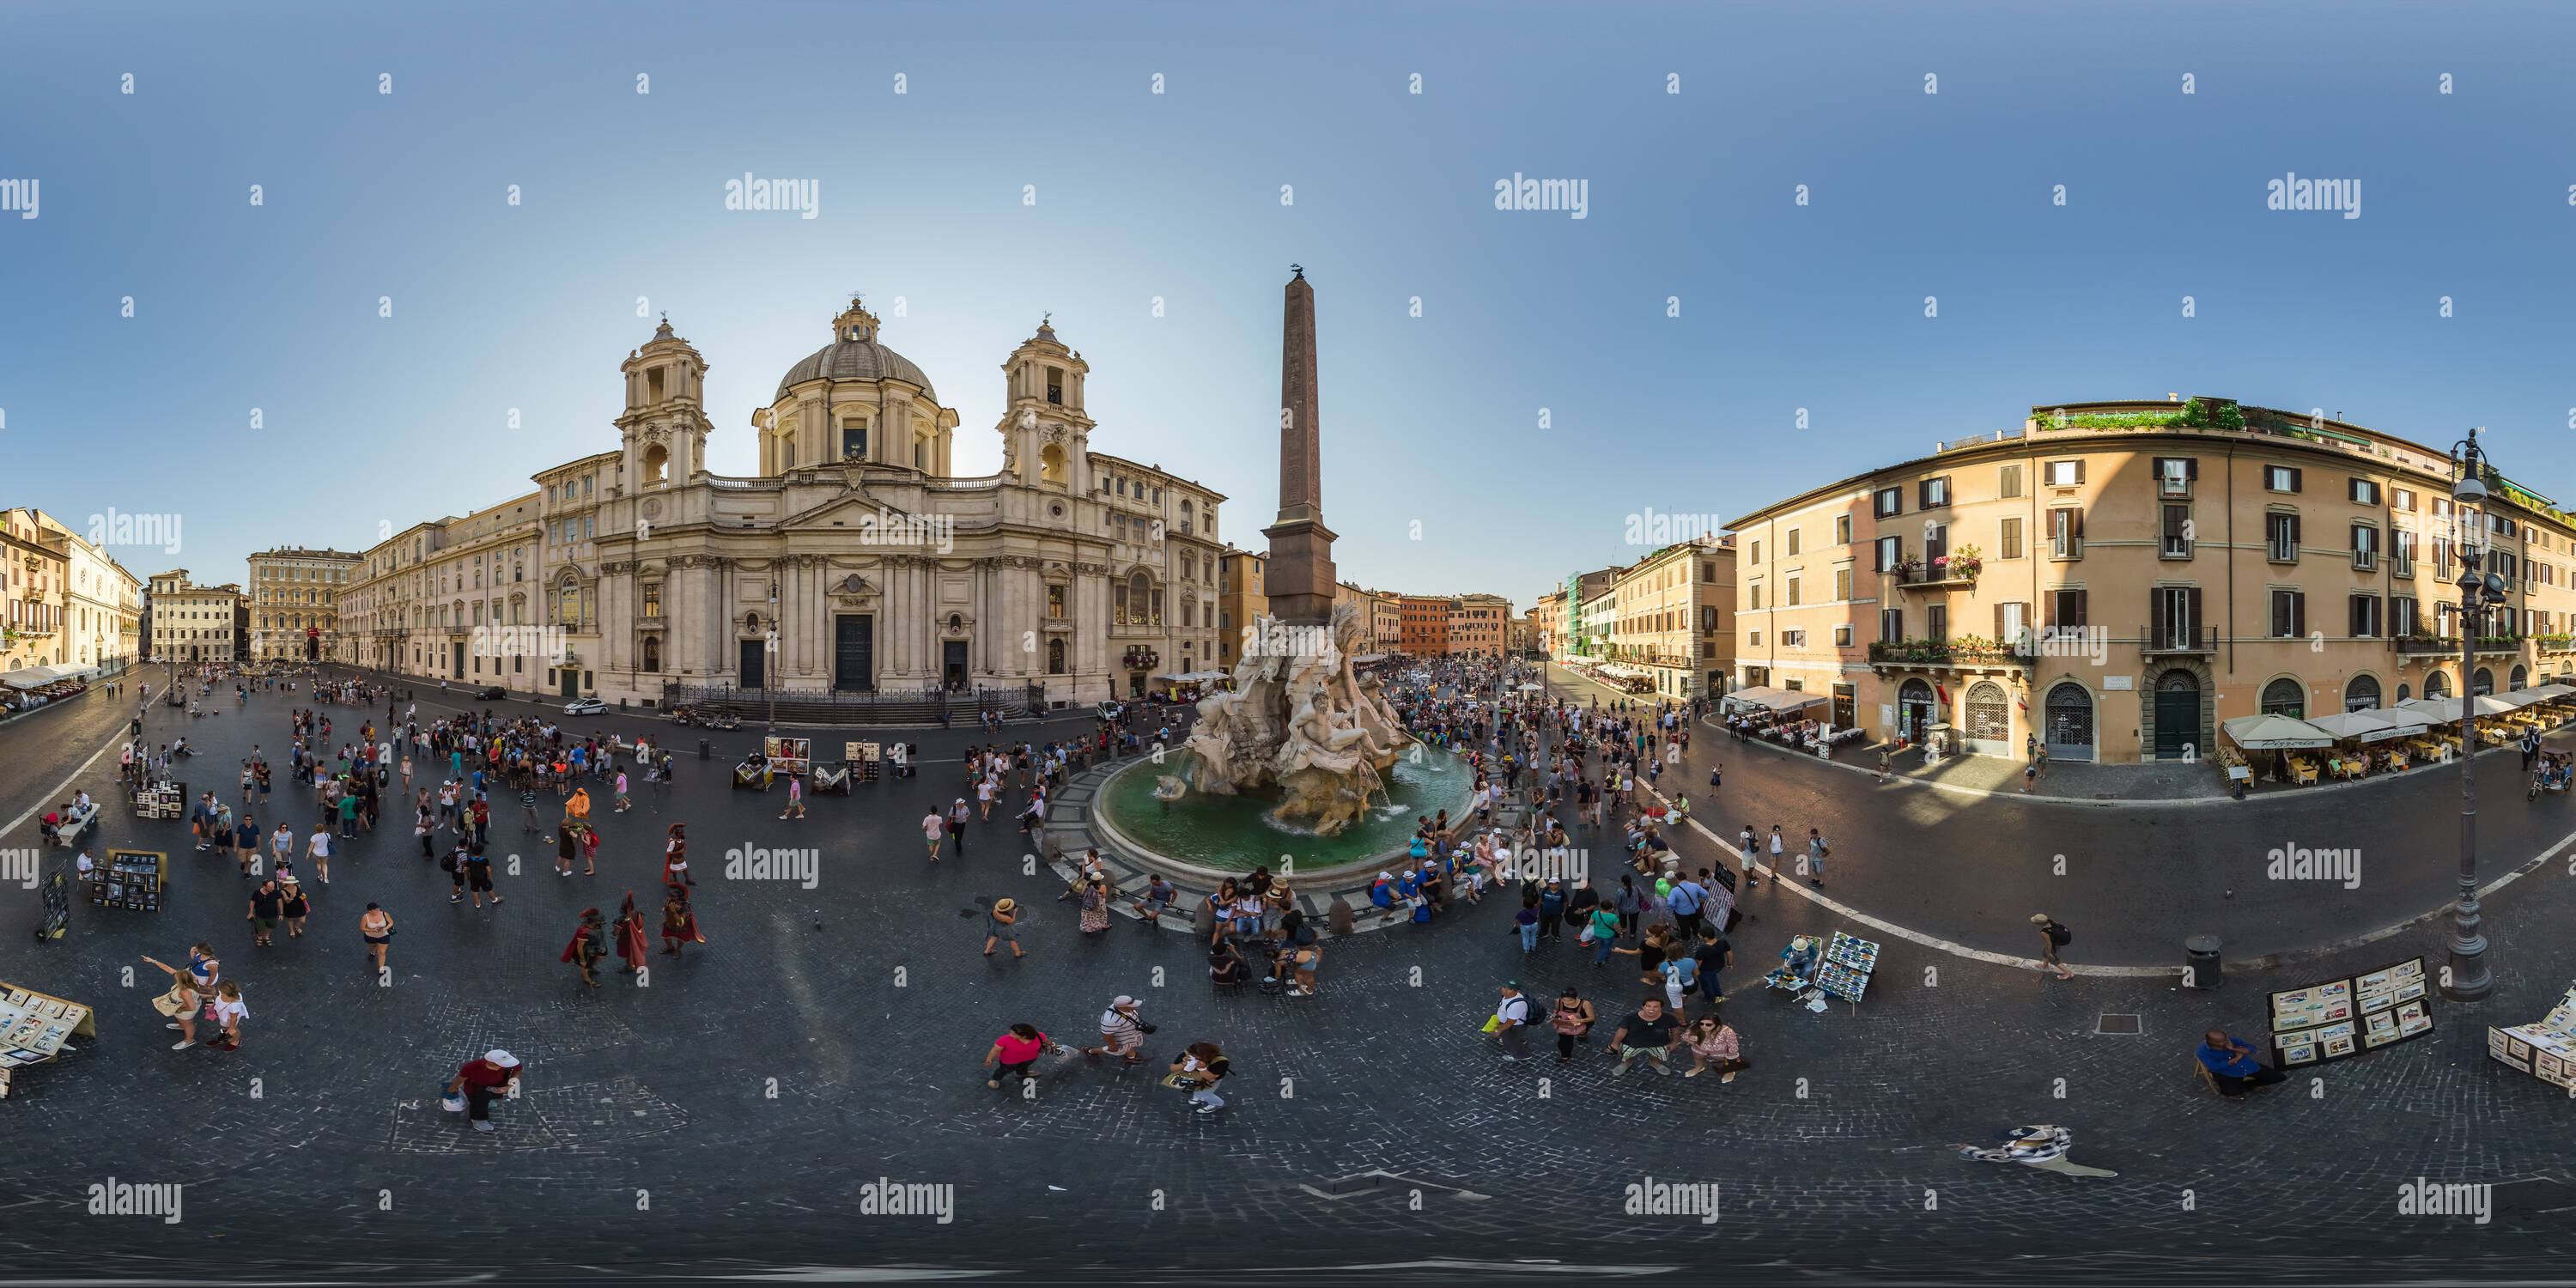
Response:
[983, 897, 1024, 958]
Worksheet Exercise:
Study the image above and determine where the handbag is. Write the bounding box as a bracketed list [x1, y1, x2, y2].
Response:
[440, 1087, 468, 1113]
[150, 987, 189, 1018]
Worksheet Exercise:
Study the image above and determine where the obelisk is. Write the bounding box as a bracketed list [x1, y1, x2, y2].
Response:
[1261, 266, 1339, 625]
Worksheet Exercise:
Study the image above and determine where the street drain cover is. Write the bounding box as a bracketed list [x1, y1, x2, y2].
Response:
[2095, 1013, 2142, 1035]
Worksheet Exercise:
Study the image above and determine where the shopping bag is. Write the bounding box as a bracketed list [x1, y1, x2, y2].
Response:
[440, 1088, 467, 1113]
[1479, 1015, 1503, 1034]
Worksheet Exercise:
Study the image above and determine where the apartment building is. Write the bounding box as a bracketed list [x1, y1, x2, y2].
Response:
[144, 570, 245, 664]
[1599, 537, 1735, 699]
[1216, 548, 1267, 667]
[246, 546, 364, 662]
[1726, 397, 2576, 762]
[1449, 593, 1510, 659]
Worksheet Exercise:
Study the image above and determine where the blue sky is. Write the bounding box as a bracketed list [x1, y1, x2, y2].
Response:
[4, 1, 2573, 608]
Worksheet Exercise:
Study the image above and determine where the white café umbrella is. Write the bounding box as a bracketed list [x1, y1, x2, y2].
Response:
[2220, 713, 2335, 750]
[2396, 694, 2517, 722]
[2304, 709, 2425, 744]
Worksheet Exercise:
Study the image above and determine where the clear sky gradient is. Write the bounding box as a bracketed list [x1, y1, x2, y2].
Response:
[4, 1, 2572, 608]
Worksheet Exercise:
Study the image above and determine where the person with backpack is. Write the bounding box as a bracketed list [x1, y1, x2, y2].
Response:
[1169, 1042, 1230, 1114]
[2032, 914, 2075, 980]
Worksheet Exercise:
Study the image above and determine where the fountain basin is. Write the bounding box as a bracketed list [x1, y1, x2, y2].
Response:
[1091, 746, 1477, 879]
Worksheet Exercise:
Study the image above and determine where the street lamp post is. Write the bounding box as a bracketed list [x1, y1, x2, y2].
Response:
[2440, 428, 2504, 1003]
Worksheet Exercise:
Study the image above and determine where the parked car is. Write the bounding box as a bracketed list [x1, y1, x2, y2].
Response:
[471, 685, 507, 700]
[564, 696, 607, 715]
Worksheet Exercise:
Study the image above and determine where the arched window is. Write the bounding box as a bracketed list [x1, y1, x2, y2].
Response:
[1040, 442, 1066, 485]
[1127, 571, 1151, 626]
[2397, 682, 2412, 703]
[2044, 682, 2096, 761]
[2509, 664, 2528, 690]
[2260, 677, 2306, 717]
[642, 444, 669, 483]
[1048, 639, 1066, 674]
[1964, 681, 2009, 750]
[2474, 667, 2494, 696]
[641, 636, 661, 672]
[2343, 674, 2381, 711]
[2426, 671, 2450, 699]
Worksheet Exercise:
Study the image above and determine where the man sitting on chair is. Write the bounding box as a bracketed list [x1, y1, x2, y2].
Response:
[2197, 1028, 2287, 1099]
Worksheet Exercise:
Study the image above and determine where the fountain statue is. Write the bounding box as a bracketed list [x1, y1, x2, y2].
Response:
[1181, 602, 1413, 835]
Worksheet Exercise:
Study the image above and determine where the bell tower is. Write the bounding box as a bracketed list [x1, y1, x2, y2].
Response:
[994, 316, 1092, 490]
[617, 316, 711, 489]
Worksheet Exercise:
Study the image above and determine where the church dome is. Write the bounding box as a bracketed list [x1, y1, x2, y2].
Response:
[776, 299, 935, 402]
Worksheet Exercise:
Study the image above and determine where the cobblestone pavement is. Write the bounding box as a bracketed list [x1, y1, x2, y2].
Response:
[0, 673, 2571, 1281]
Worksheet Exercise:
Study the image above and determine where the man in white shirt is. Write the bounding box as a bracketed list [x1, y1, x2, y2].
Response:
[1493, 981, 1532, 1061]
[923, 811, 946, 861]
[307, 827, 333, 884]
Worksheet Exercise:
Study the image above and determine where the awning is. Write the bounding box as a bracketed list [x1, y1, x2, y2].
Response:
[2221, 713, 2335, 749]
[2396, 695, 2519, 722]
[1, 665, 66, 690]
[2492, 688, 2554, 709]
[2306, 709, 2427, 743]
[1724, 685, 1826, 713]
[2519, 683, 2575, 702]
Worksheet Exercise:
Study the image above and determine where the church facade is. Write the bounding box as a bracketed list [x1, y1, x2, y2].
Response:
[344, 301, 1228, 708]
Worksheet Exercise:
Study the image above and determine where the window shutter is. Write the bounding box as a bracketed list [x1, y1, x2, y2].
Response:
[2186, 458, 2200, 480]
[2288, 514, 2301, 547]
[2074, 460, 2086, 485]
[2044, 592, 2058, 629]
[1918, 479, 1930, 509]
[2072, 589, 2089, 628]
[2349, 596, 2366, 638]
[1995, 603, 2008, 641]
[1940, 475, 1953, 505]
[2150, 588, 2167, 641]
[2287, 467, 2303, 493]
[2185, 587, 2203, 639]
[2072, 507, 2085, 538]
[2291, 592, 2306, 639]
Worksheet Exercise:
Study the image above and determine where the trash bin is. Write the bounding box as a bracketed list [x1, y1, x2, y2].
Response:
[2184, 934, 2222, 989]
[698, 738, 711, 761]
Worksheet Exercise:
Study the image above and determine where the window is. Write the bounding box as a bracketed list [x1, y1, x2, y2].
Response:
[2269, 589, 2306, 639]
[2267, 513, 2301, 562]
[2392, 486, 2416, 511]
[842, 418, 868, 459]
[1783, 629, 1807, 647]
[1874, 535, 1901, 572]
[1833, 624, 1853, 647]
[2160, 504, 2192, 558]
[2391, 528, 2417, 574]
[2154, 457, 2196, 497]
[1999, 515, 2023, 561]
[2351, 524, 2379, 570]
[2047, 588, 2088, 629]
[1747, 584, 1763, 610]
[1747, 630, 1760, 647]
[1834, 567, 1852, 600]
[1926, 605, 1948, 641]
[1873, 487, 1902, 519]
[2349, 593, 2384, 638]
[641, 584, 661, 618]
[1996, 600, 2028, 650]
[2265, 465, 2303, 493]
[1786, 575, 1801, 606]
[2050, 507, 2084, 559]
[1920, 476, 1952, 509]
[2349, 477, 2380, 505]
[2000, 463, 2024, 499]
[1879, 608, 1903, 642]
[1836, 514, 1852, 544]
[2261, 677, 2306, 718]
[1046, 366, 1064, 405]
[1925, 523, 1948, 565]
[1787, 529, 1801, 556]
[2045, 459, 2083, 488]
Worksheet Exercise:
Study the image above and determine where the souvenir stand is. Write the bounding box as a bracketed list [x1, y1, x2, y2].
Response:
[85, 850, 167, 914]
[34, 857, 73, 944]
[2490, 980, 2576, 1091]
[763, 737, 812, 775]
[2269, 956, 2433, 1068]
[811, 756, 852, 795]
[0, 981, 95, 1100]
[133, 778, 186, 820]
[848, 742, 882, 786]
[1817, 931, 1880, 1012]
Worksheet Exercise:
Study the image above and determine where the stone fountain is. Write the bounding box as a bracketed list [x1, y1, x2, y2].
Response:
[1180, 603, 1412, 835]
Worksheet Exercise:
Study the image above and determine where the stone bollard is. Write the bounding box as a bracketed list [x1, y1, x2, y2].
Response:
[1327, 896, 1356, 938]
[1194, 897, 1218, 940]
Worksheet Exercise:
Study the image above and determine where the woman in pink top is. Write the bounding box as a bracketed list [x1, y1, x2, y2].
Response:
[985, 1023, 1057, 1090]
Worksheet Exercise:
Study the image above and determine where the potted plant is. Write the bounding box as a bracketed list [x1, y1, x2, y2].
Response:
[1943, 544, 1983, 580]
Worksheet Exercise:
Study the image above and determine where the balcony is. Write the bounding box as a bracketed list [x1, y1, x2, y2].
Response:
[1867, 638, 2031, 671]
[2538, 635, 2576, 655]
[2141, 625, 2218, 656]
[1890, 556, 1982, 592]
[2396, 635, 2527, 657]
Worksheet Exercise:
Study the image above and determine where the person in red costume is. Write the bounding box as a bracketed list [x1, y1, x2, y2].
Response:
[659, 886, 705, 956]
[559, 908, 607, 987]
[612, 893, 650, 974]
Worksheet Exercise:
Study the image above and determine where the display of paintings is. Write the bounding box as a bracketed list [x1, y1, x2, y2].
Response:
[2271, 958, 2432, 1067]
[1816, 933, 1880, 1004]
[763, 738, 812, 775]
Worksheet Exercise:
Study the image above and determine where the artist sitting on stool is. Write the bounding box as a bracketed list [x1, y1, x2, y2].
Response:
[2197, 1028, 2287, 1099]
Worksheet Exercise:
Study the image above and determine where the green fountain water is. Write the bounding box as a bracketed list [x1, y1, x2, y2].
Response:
[1095, 746, 1478, 874]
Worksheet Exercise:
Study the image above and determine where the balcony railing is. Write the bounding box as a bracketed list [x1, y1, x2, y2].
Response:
[2396, 635, 2528, 656]
[1867, 639, 2032, 666]
[2141, 625, 2218, 655]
